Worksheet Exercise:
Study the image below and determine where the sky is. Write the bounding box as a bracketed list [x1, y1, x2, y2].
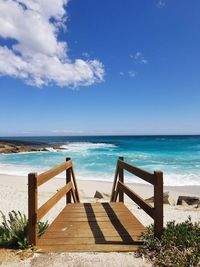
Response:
[0, 0, 200, 136]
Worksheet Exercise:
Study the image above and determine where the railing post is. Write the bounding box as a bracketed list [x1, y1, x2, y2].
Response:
[110, 158, 120, 202]
[28, 172, 38, 246]
[118, 156, 124, 203]
[70, 165, 80, 203]
[66, 157, 71, 204]
[154, 171, 163, 239]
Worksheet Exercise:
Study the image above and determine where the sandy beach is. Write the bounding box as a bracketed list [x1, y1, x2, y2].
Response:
[1, 174, 200, 225]
[0, 173, 200, 266]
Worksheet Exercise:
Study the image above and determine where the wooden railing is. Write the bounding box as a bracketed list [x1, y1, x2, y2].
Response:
[110, 157, 163, 238]
[28, 157, 80, 246]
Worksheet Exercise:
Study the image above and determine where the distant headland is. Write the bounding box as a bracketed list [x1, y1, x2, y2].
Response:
[0, 139, 62, 154]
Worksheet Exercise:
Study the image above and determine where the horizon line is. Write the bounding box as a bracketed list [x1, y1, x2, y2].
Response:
[0, 134, 200, 138]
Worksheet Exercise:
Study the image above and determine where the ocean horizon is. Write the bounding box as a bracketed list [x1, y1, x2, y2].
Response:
[0, 135, 200, 186]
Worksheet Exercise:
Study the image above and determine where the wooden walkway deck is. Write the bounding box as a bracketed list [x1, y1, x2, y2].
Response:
[37, 202, 145, 252]
[28, 157, 163, 252]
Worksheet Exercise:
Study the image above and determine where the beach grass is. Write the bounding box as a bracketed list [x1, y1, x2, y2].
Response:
[137, 217, 200, 266]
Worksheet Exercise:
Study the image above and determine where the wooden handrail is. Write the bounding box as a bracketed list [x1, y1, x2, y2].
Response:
[28, 158, 79, 246]
[118, 160, 155, 185]
[110, 157, 163, 239]
[37, 160, 72, 186]
[37, 181, 73, 221]
[117, 181, 154, 218]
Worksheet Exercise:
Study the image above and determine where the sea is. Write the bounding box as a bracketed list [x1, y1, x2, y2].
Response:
[0, 135, 200, 186]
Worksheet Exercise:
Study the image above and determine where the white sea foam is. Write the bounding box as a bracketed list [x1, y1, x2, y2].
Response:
[3, 151, 43, 155]
[164, 172, 200, 186]
[0, 163, 33, 176]
[60, 142, 116, 152]
[0, 162, 200, 186]
[45, 147, 57, 152]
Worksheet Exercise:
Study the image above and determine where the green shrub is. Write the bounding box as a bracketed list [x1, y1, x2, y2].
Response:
[0, 210, 48, 249]
[136, 217, 200, 267]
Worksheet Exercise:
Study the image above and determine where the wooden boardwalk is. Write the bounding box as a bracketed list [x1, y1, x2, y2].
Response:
[28, 157, 163, 252]
[37, 202, 145, 252]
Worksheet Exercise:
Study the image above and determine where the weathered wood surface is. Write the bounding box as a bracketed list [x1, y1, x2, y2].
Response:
[117, 181, 154, 218]
[154, 171, 163, 239]
[38, 202, 145, 252]
[37, 161, 72, 186]
[28, 173, 38, 246]
[110, 157, 163, 238]
[70, 165, 80, 202]
[118, 160, 155, 185]
[37, 181, 73, 221]
[28, 159, 80, 245]
[118, 157, 124, 202]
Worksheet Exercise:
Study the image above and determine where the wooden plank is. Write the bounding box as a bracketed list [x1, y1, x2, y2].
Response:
[58, 204, 143, 224]
[37, 161, 72, 186]
[118, 160, 155, 185]
[42, 230, 146, 240]
[38, 236, 143, 245]
[117, 181, 154, 218]
[28, 173, 38, 246]
[39, 227, 145, 240]
[55, 205, 135, 217]
[45, 220, 145, 229]
[49, 215, 135, 222]
[62, 202, 124, 207]
[36, 202, 146, 252]
[55, 211, 133, 218]
[41, 228, 146, 238]
[48, 220, 145, 229]
[37, 181, 72, 221]
[61, 204, 125, 210]
[37, 244, 141, 252]
[41, 231, 145, 241]
[58, 208, 130, 215]
[154, 171, 163, 238]
[40, 218, 144, 230]
[60, 209, 129, 215]
[61, 202, 125, 211]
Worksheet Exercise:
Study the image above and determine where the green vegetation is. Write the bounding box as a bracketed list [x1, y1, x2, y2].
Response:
[0, 210, 48, 249]
[137, 217, 200, 267]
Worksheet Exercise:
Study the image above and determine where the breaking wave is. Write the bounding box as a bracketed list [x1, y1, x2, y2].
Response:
[60, 142, 117, 152]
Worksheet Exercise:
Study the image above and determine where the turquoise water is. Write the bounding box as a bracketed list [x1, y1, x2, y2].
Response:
[0, 136, 200, 186]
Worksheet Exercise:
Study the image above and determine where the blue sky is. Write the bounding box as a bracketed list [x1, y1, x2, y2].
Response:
[0, 0, 200, 136]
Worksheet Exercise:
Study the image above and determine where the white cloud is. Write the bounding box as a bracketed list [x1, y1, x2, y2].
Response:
[22, 131, 33, 134]
[0, 0, 104, 87]
[130, 52, 148, 64]
[51, 130, 83, 134]
[156, 0, 166, 8]
[119, 71, 124, 76]
[128, 70, 137, 78]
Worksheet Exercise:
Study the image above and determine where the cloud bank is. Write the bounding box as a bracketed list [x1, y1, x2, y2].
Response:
[0, 0, 104, 87]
